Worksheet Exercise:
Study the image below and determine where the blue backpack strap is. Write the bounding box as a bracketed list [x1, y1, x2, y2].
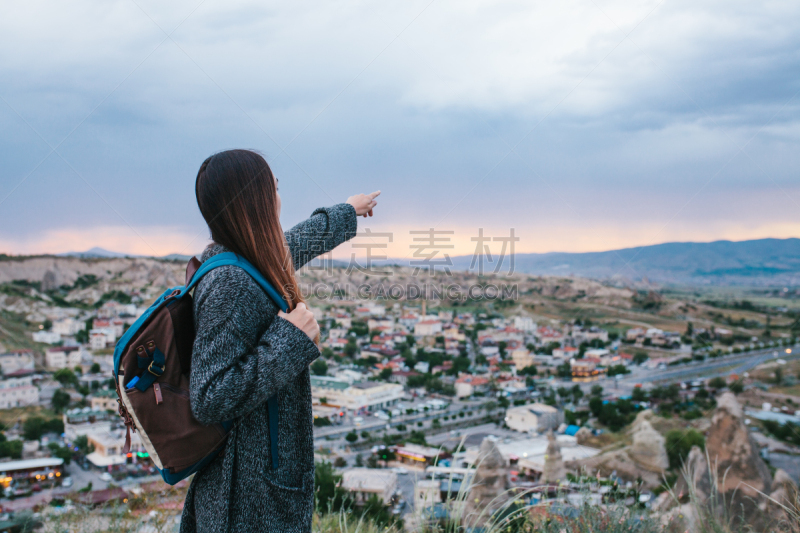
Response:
[187, 252, 289, 312]
[190, 251, 288, 470]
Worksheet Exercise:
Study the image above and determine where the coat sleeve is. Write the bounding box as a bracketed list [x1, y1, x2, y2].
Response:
[189, 268, 320, 425]
[284, 203, 358, 270]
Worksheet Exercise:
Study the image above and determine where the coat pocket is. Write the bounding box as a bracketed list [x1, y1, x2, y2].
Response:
[264, 467, 311, 493]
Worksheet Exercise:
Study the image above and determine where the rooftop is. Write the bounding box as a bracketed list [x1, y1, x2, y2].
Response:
[341, 468, 397, 492]
[0, 458, 64, 471]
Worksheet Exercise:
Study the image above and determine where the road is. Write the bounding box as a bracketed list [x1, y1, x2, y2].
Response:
[533, 344, 799, 399]
[314, 398, 491, 441]
[619, 345, 799, 388]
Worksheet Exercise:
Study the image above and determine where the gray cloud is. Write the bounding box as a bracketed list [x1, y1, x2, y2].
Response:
[0, 0, 798, 254]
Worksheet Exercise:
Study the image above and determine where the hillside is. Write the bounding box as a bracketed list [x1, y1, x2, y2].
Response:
[1, 253, 797, 354]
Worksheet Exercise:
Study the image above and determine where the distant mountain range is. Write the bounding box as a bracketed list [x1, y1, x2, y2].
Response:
[443, 238, 800, 286]
[58, 247, 193, 262]
[59, 238, 800, 286]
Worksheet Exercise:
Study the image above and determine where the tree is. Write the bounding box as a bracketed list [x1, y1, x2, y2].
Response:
[666, 429, 705, 469]
[23, 418, 47, 441]
[0, 439, 23, 459]
[314, 461, 352, 514]
[311, 359, 328, 376]
[607, 365, 630, 377]
[447, 356, 470, 375]
[775, 368, 784, 386]
[591, 385, 604, 397]
[47, 442, 72, 465]
[632, 387, 648, 402]
[361, 494, 395, 528]
[22, 417, 63, 441]
[51, 389, 71, 413]
[708, 377, 726, 390]
[498, 341, 508, 358]
[53, 369, 78, 387]
[378, 368, 393, 381]
[74, 435, 94, 456]
[570, 384, 584, 404]
[518, 365, 538, 376]
[556, 363, 572, 378]
[730, 380, 744, 394]
[589, 396, 603, 417]
[43, 319, 53, 331]
[90, 363, 101, 374]
[344, 338, 358, 357]
[345, 431, 358, 443]
[633, 352, 649, 365]
[408, 430, 427, 446]
[333, 457, 347, 467]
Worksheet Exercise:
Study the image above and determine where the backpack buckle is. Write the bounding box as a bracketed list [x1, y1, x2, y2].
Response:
[147, 361, 164, 377]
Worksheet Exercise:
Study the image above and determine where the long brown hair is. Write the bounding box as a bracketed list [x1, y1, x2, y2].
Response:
[195, 149, 302, 310]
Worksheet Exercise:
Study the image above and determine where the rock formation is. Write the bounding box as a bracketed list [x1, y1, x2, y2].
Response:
[706, 392, 772, 498]
[672, 445, 712, 503]
[465, 437, 509, 524]
[767, 468, 798, 520]
[629, 419, 668, 473]
[542, 431, 566, 483]
[575, 427, 592, 445]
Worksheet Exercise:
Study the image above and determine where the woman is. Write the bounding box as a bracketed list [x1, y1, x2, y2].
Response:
[181, 149, 379, 533]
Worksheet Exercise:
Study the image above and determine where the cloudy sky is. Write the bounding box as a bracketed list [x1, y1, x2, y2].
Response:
[1, 0, 798, 259]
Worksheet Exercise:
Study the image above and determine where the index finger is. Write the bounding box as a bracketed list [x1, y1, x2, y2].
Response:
[368, 190, 381, 199]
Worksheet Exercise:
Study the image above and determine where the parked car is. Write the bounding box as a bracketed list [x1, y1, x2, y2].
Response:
[100, 472, 113, 482]
[61, 477, 73, 488]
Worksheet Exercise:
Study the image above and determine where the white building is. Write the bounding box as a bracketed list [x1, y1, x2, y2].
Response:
[89, 330, 112, 350]
[414, 320, 442, 337]
[584, 348, 610, 360]
[63, 408, 113, 441]
[52, 317, 85, 336]
[552, 347, 579, 360]
[513, 316, 536, 332]
[86, 429, 145, 468]
[0, 352, 36, 374]
[511, 349, 535, 370]
[46, 346, 86, 369]
[32, 330, 61, 344]
[340, 468, 397, 505]
[0, 375, 39, 409]
[504, 403, 564, 434]
[310, 377, 403, 412]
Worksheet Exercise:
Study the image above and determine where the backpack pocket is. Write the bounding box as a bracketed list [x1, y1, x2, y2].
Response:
[126, 382, 227, 472]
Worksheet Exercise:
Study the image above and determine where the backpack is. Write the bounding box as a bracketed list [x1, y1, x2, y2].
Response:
[112, 252, 287, 485]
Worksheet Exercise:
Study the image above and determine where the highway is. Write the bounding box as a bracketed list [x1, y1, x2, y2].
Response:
[625, 344, 799, 386]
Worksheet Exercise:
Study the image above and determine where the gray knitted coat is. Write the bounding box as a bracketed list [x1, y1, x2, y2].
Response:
[180, 203, 357, 533]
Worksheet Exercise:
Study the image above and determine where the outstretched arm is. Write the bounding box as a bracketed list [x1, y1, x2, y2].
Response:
[283, 192, 380, 270]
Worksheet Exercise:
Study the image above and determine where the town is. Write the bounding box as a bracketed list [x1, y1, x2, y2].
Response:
[0, 254, 798, 531]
